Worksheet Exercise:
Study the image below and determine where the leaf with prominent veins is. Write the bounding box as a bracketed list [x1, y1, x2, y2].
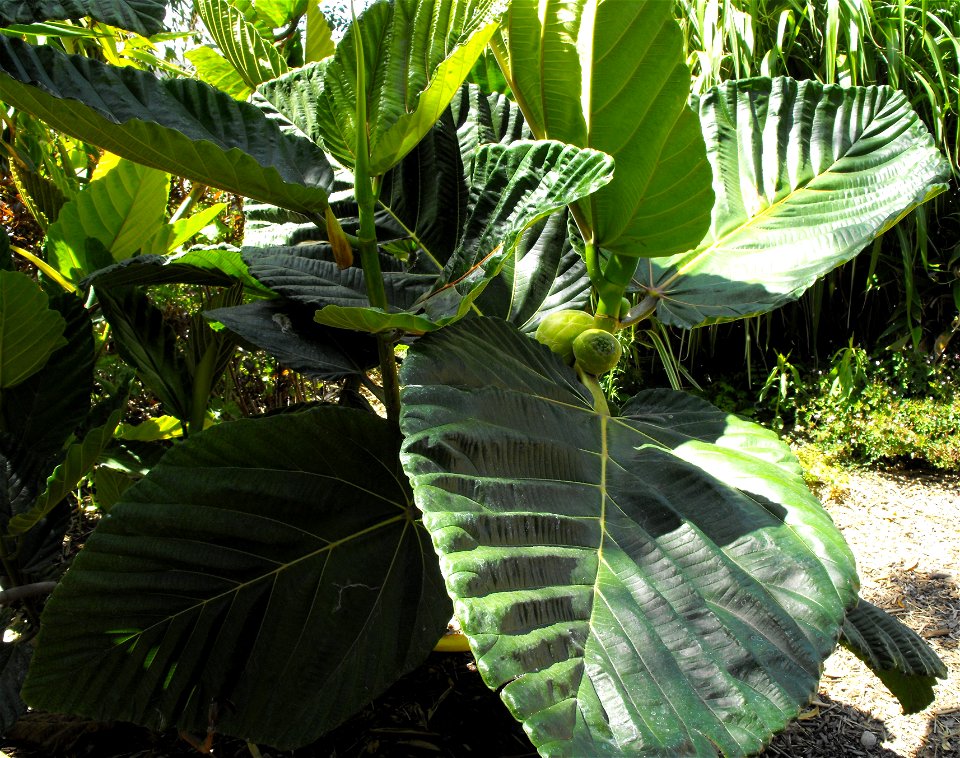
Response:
[400, 317, 859, 757]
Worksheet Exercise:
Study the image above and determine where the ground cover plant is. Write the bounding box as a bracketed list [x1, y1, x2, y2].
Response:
[0, 0, 955, 755]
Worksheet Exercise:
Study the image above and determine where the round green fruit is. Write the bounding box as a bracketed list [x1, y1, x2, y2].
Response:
[573, 328, 622, 375]
[535, 310, 597, 363]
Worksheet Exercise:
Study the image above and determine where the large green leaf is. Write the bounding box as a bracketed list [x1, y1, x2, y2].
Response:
[0, 37, 334, 216]
[0, 0, 168, 36]
[196, 0, 289, 91]
[23, 407, 451, 749]
[6, 410, 122, 537]
[245, 244, 433, 310]
[399, 317, 859, 757]
[0, 293, 94, 462]
[474, 210, 590, 331]
[205, 299, 379, 378]
[83, 248, 271, 294]
[0, 271, 66, 389]
[840, 599, 946, 714]
[186, 45, 251, 100]
[420, 140, 614, 322]
[639, 78, 952, 329]
[140, 203, 229, 258]
[45, 156, 169, 285]
[314, 0, 502, 174]
[96, 287, 191, 423]
[496, 0, 714, 258]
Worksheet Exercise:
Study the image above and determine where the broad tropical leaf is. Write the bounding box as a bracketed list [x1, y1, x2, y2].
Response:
[474, 210, 590, 331]
[496, 0, 714, 257]
[399, 317, 859, 757]
[245, 244, 432, 310]
[840, 599, 946, 713]
[305, 0, 334, 63]
[45, 156, 169, 285]
[140, 203, 229, 257]
[639, 78, 952, 328]
[313, 305, 438, 334]
[0, 293, 93, 462]
[185, 46, 251, 100]
[84, 248, 270, 294]
[0, 37, 334, 216]
[314, 0, 502, 173]
[23, 407, 451, 749]
[205, 299, 379, 378]
[420, 140, 614, 322]
[0, 271, 65, 389]
[6, 409, 122, 536]
[196, 0, 289, 91]
[0, 0, 168, 35]
[10, 160, 67, 230]
[96, 287, 191, 423]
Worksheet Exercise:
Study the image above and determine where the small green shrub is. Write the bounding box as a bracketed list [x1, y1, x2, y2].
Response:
[794, 349, 960, 470]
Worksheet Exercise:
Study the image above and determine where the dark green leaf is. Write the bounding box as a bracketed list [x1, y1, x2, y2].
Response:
[8, 409, 122, 536]
[0, 0, 168, 36]
[245, 244, 432, 310]
[0, 38, 333, 216]
[399, 318, 859, 757]
[475, 209, 590, 331]
[840, 599, 947, 713]
[421, 141, 614, 322]
[0, 434, 43, 535]
[83, 249, 271, 295]
[23, 407, 451, 749]
[96, 287, 191, 423]
[205, 299, 378, 379]
[1, 293, 94, 462]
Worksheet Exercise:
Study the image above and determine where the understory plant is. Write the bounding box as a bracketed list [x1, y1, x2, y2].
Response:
[0, 0, 953, 755]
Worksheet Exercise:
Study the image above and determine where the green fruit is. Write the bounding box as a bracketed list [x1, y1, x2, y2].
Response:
[535, 310, 597, 363]
[573, 328, 622, 375]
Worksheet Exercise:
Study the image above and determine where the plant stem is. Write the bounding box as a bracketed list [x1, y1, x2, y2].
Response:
[351, 7, 400, 425]
[576, 366, 610, 416]
[596, 252, 639, 321]
[188, 343, 218, 436]
[170, 182, 207, 224]
[0, 581, 57, 606]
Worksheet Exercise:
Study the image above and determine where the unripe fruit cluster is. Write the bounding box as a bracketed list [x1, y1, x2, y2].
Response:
[535, 311, 622, 376]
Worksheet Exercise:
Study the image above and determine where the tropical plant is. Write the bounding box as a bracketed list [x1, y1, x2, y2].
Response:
[0, 230, 125, 733]
[675, 0, 960, 354]
[0, 0, 952, 755]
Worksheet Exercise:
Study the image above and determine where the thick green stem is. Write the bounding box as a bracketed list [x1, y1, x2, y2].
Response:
[352, 11, 400, 425]
[595, 252, 639, 322]
[170, 183, 206, 224]
[576, 366, 610, 416]
[188, 343, 218, 436]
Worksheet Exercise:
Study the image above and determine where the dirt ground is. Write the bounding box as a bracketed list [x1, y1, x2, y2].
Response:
[761, 466, 960, 758]
[1, 465, 957, 758]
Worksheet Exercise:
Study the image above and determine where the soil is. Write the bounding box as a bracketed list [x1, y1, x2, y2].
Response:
[1, 465, 957, 758]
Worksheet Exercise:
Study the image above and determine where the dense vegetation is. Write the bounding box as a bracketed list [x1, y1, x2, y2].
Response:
[0, 0, 956, 756]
